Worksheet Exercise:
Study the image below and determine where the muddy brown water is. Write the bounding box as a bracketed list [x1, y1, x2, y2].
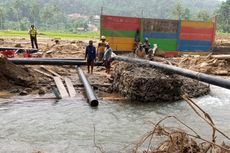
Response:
[0, 85, 230, 153]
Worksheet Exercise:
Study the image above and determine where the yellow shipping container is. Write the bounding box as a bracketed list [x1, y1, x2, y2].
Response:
[110, 43, 133, 51]
[181, 20, 213, 28]
[107, 36, 134, 44]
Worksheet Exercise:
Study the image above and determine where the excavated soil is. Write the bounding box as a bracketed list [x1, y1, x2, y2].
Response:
[172, 56, 230, 75]
[111, 62, 210, 102]
[0, 35, 229, 99]
[0, 57, 36, 90]
[0, 37, 112, 96]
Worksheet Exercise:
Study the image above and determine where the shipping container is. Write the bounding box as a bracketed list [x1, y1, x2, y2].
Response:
[102, 15, 140, 31]
[149, 38, 177, 51]
[181, 20, 213, 28]
[144, 32, 177, 39]
[106, 37, 134, 44]
[143, 18, 178, 32]
[101, 29, 136, 37]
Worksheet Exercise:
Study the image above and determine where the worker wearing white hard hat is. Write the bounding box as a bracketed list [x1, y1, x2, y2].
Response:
[97, 35, 108, 61]
[143, 37, 151, 54]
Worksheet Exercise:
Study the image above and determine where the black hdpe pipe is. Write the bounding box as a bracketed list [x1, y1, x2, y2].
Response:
[9, 58, 103, 66]
[114, 56, 230, 90]
[40, 58, 85, 61]
[76, 66, 99, 107]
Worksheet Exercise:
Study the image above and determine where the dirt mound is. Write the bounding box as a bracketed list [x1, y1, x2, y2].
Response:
[44, 41, 86, 58]
[177, 57, 230, 75]
[111, 62, 209, 102]
[214, 34, 230, 54]
[0, 57, 37, 90]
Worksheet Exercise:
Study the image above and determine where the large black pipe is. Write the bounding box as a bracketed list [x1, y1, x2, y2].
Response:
[114, 56, 230, 90]
[40, 58, 85, 61]
[76, 67, 99, 107]
[9, 58, 103, 66]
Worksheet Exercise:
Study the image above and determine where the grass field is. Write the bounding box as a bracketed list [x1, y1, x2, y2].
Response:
[0, 30, 100, 39]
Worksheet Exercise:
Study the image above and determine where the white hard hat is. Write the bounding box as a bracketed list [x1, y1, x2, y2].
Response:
[145, 37, 148, 41]
[101, 36, 106, 40]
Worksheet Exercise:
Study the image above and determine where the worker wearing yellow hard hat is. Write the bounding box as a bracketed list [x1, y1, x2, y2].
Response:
[97, 35, 108, 61]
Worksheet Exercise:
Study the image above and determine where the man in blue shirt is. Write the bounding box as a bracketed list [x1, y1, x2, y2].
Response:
[85, 40, 96, 74]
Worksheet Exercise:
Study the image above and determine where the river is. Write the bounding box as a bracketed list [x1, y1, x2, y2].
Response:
[0, 85, 229, 153]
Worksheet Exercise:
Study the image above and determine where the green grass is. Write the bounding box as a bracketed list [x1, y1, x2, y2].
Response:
[0, 30, 99, 39]
[216, 32, 230, 36]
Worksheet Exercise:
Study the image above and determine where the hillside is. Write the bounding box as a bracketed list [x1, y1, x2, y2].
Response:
[0, 0, 223, 31]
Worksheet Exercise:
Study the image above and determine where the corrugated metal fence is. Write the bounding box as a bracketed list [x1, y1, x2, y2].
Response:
[101, 15, 216, 56]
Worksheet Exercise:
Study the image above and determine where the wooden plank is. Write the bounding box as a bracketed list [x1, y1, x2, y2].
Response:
[34, 69, 53, 78]
[64, 77, 77, 97]
[211, 55, 230, 59]
[53, 77, 69, 98]
[40, 66, 62, 78]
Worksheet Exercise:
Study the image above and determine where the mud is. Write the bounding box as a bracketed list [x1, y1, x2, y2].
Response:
[0, 57, 36, 90]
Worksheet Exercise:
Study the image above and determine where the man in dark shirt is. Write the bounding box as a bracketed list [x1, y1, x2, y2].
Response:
[85, 40, 96, 74]
[143, 37, 151, 54]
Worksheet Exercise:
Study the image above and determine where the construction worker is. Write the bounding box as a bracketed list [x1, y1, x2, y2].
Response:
[97, 36, 107, 61]
[133, 29, 140, 53]
[28, 25, 38, 49]
[85, 40, 96, 74]
[103, 43, 113, 74]
[143, 37, 151, 54]
[135, 42, 146, 58]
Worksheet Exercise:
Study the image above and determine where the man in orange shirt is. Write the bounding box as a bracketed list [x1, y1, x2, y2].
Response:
[97, 36, 107, 61]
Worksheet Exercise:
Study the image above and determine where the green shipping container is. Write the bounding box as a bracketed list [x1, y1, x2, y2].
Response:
[101, 29, 136, 38]
[149, 38, 177, 51]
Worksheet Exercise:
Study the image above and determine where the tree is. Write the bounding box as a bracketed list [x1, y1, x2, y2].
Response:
[172, 2, 185, 19]
[0, 7, 5, 29]
[197, 10, 210, 21]
[40, 5, 54, 30]
[184, 8, 191, 20]
[29, 0, 40, 25]
[13, 0, 24, 30]
[217, 0, 230, 32]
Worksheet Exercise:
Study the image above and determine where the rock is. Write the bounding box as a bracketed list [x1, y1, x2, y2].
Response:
[15, 43, 22, 48]
[111, 62, 210, 102]
[24, 88, 32, 93]
[10, 88, 20, 93]
[38, 87, 46, 95]
[19, 90, 28, 96]
[70, 40, 76, 44]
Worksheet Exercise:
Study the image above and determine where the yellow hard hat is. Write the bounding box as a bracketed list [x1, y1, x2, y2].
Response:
[101, 36, 106, 40]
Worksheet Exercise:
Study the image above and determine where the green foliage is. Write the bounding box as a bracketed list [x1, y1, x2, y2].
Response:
[197, 10, 211, 21]
[217, 0, 230, 32]
[0, 0, 223, 32]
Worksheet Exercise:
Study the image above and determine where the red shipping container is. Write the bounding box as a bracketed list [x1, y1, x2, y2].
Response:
[181, 27, 214, 34]
[102, 15, 141, 31]
[180, 33, 212, 41]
